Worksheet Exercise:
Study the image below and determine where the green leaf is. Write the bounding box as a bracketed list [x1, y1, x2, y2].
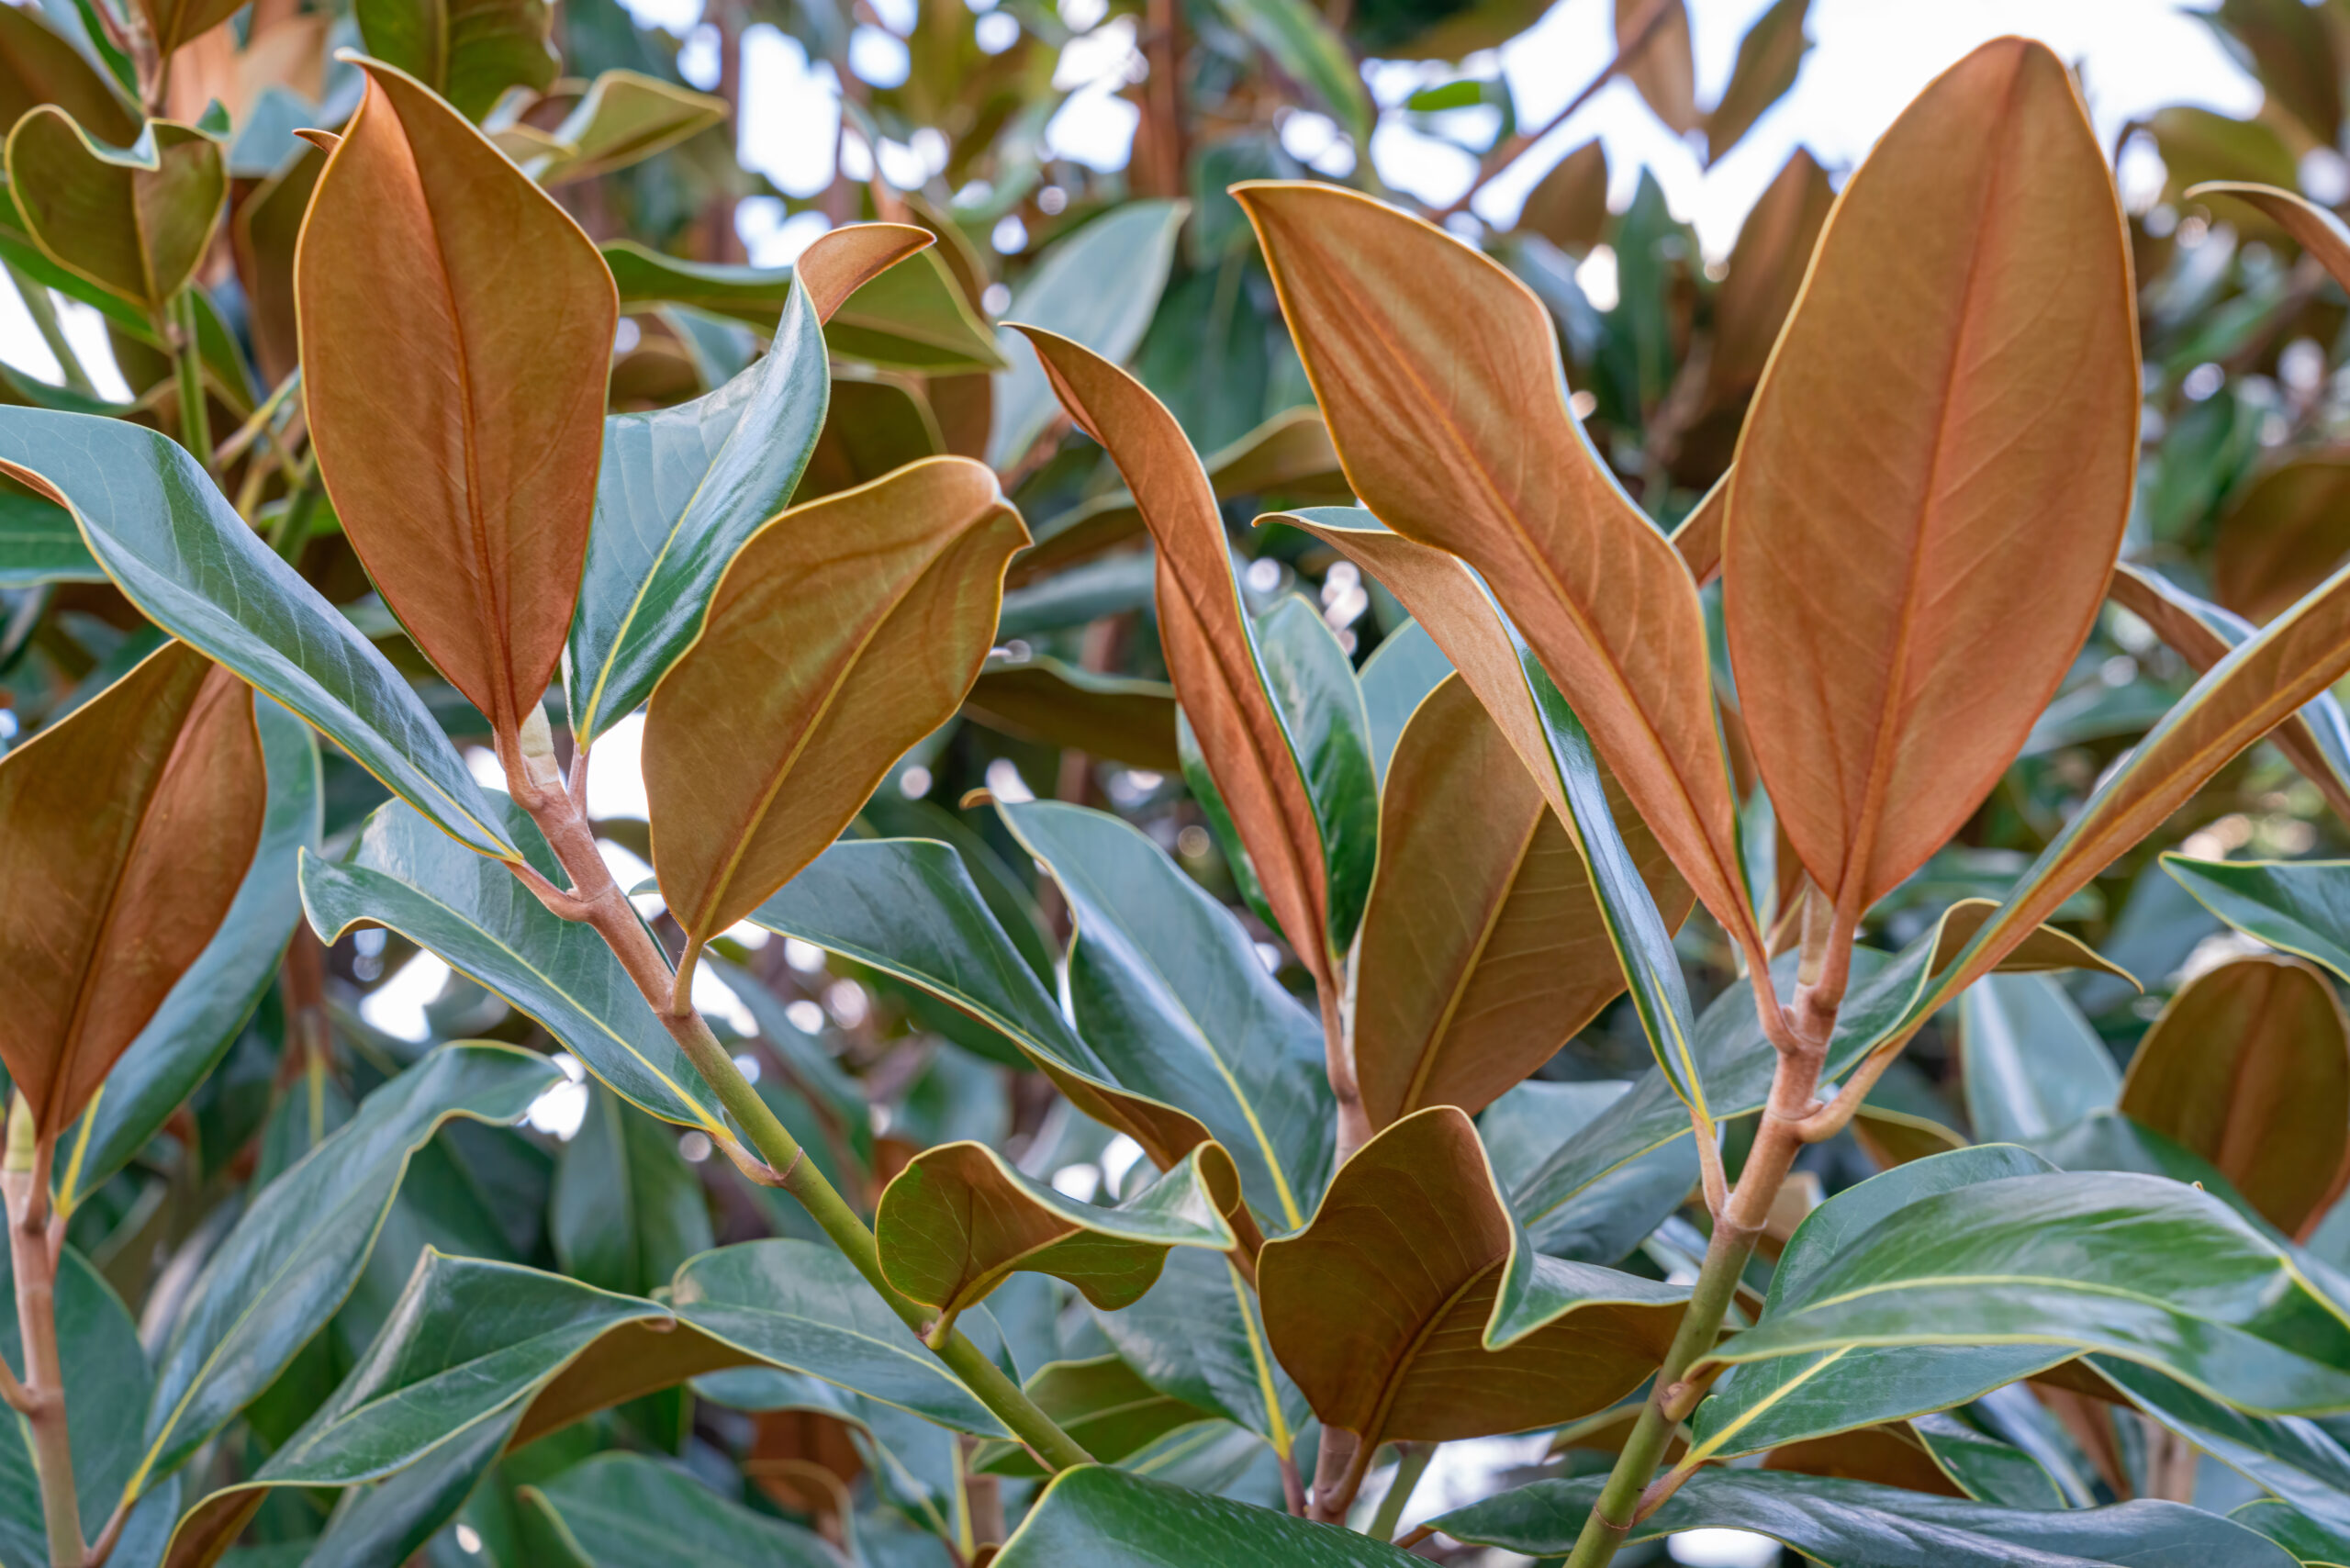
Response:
[0, 409, 518, 859]
[500, 70, 724, 185]
[520, 1451, 842, 1568]
[990, 200, 1186, 470]
[61, 699, 319, 1210]
[0, 1247, 162, 1558]
[877, 1140, 1238, 1336]
[1433, 1469, 2300, 1565]
[993, 1465, 1425, 1565]
[1482, 1080, 1695, 1266]
[700, 954, 873, 1165]
[5, 109, 223, 313]
[1251, 594, 1377, 952]
[302, 798, 737, 1148]
[1703, 1169, 2350, 1417]
[963, 654, 1181, 772]
[2091, 1355, 2350, 1542]
[1958, 973, 2119, 1143]
[1091, 1247, 1307, 1451]
[670, 1239, 1014, 1436]
[354, 0, 557, 120]
[974, 1356, 1217, 1477]
[997, 800, 1336, 1235]
[2030, 1107, 2275, 1231]
[566, 285, 828, 744]
[0, 1, 137, 148]
[1357, 618, 1451, 786]
[1911, 1411, 2067, 1509]
[0, 472, 97, 585]
[2235, 1496, 2350, 1566]
[134, 1044, 561, 1495]
[2165, 854, 2350, 990]
[1203, 0, 1371, 142]
[553, 1086, 714, 1296]
[1685, 1146, 2069, 1464]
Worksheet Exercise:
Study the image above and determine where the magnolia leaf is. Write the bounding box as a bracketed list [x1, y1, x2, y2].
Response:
[974, 1357, 1216, 1477]
[5, 109, 223, 313]
[298, 54, 615, 739]
[302, 798, 738, 1148]
[138, 0, 251, 63]
[0, 643, 262, 1140]
[229, 139, 323, 386]
[1260, 1106, 1684, 1454]
[1483, 1080, 1696, 1267]
[1205, 0, 1370, 141]
[1704, 146, 1830, 406]
[1726, 39, 2136, 924]
[2211, 453, 2350, 625]
[0, 410, 518, 858]
[990, 200, 1185, 470]
[1705, 0, 1811, 162]
[503, 70, 723, 185]
[995, 1465, 1425, 1565]
[353, 0, 556, 120]
[2091, 1356, 2350, 1544]
[963, 655, 1180, 770]
[1958, 974, 2119, 1145]
[2235, 1498, 2350, 1566]
[2108, 562, 2350, 822]
[1357, 618, 1451, 782]
[520, 1452, 839, 1568]
[996, 801, 1337, 1236]
[1015, 405, 1346, 584]
[1686, 1147, 2070, 1465]
[134, 1045, 560, 1495]
[566, 223, 933, 743]
[1517, 140, 1607, 251]
[1617, 0, 1697, 133]
[2120, 952, 2350, 1236]
[1433, 1469, 2298, 1565]
[552, 1086, 714, 1296]
[1353, 674, 1643, 1127]
[1279, 508, 1703, 1116]
[673, 1239, 1014, 1436]
[1016, 326, 1360, 986]
[1238, 184, 1757, 956]
[1091, 1247, 1308, 1451]
[0, 4, 136, 147]
[2190, 180, 2350, 294]
[878, 1142, 1239, 1338]
[58, 699, 317, 1209]
[645, 456, 1024, 946]
[747, 835, 1233, 1205]
[0, 470, 97, 586]
[794, 371, 946, 500]
[1703, 1169, 2350, 1417]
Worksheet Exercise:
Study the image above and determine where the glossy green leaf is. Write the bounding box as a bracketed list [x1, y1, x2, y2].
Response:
[1705, 1169, 2350, 1417]
[1262, 1106, 1684, 1454]
[2165, 855, 2350, 994]
[990, 200, 1185, 470]
[0, 409, 518, 858]
[59, 699, 319, 1210]
[301, 798, 736, 1148]
[133, 1044, 560, 1495]
[1686, 1147, 2069, 1464]
[2030, 1107, 2275, 1230]
[999, 800, 1337, 1235]
[501, 70, 723, 185]
[0, 472, 97, 586]
[354, 0, 557, 120]
[6, 108, 223, 312]
[1433, 1469, 2298, 1565]
[1911, 1411, 2067, 1510]
[671, 1239, 1013, 1436]
[878, 1141, 1238, 1337]
[520, 1452, 839, 1568]
[1253, 593, 1378, 952]
[975, 1356, 1217, 1477]
[994, 1465, 1423, 1565]
[553, 1086, 714, 1296]
[1356, 618, 1451, 785]
[964, 654, 1180, 771]
[0, 1246, 162, 1560]
[1959, 973, 2119, 1144]
[1091, 1246, 1307, 1452]
[2094, 1355, 2350, 1542]
[2235, 1496, 2350, 1565]
[701, 953, 874, 1166]
[567, 284, 828, 744]
[746, 834, 1228, 1198]
[1482, 1079, 1695, 1267]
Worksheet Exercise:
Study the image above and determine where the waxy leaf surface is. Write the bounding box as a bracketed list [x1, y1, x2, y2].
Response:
[0, 642, 263, 1138]
[973, 1356, 1216, 1477]
[877, 1141, 1238, 1330]
[1958, 974, 2119, 1145]
[298, 56, 615, 737]
[553, 1086, 714, 1296]
[353, 0, 557, 119]
[995, 1465, 1423, 1566]
[2121, 952, 2350, 1235]
[646, 456, 1024, 941]
[1259, 1106, 1684, 1449]
[1091, 1246, 1307, 1450]
[1725, 38, 2137, 920]
[6, 109, 223, 311]
[0, 4, 135, 147]
[1239, 184, 1753, 951]
[522, 1452, 839, 1568]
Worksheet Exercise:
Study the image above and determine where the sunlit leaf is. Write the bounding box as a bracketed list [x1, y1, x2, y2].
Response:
[499, 70, 724, 185]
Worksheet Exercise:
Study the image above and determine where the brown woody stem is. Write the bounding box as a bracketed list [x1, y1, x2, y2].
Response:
[501, 745, 1094, 1473]
[5, 1100, 83, 1568]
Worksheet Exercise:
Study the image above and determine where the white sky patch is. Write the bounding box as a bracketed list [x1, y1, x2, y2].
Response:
[526, 1053, 590, 1140]
[585, 711, 651, 821]
[737, 26, 842, 198]
[361, 949, 453, 1042]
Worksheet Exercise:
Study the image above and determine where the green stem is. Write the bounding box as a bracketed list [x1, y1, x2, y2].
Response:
[266, 473, 323, 563]
[511, 768, 1096, 1473]
[1367, 1442, 1435, 1542]
[170, 290, 210, 470]
[6, 269, 95, 398]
